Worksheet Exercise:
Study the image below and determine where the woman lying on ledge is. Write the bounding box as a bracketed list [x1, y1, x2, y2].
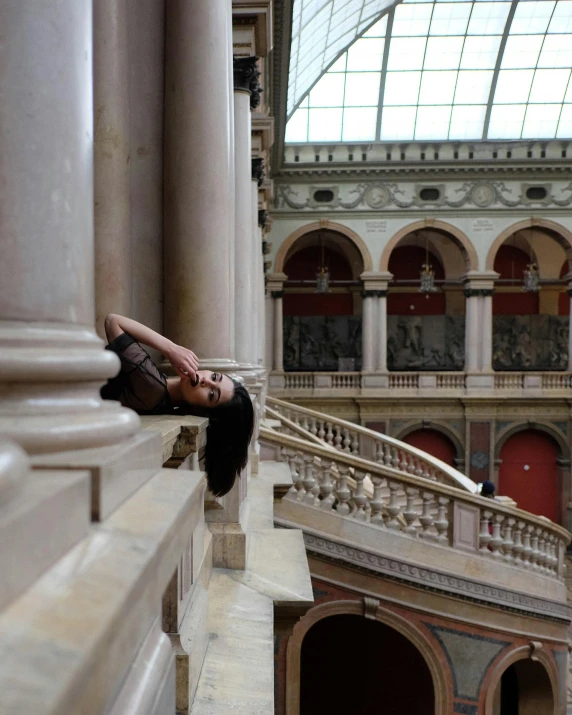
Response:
[101, 313, 254, 497]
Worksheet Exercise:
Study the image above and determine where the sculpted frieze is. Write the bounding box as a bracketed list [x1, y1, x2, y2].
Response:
[274, 180, 572, 212]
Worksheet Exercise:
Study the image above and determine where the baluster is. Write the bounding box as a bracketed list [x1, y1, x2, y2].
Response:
[399, 451, 408, 473]
[512, 521, 524, 564]
[522, 524, 533, 566]
[335, 465, 351, 516]
[351, 431, 359, 455]
[434, 497, 449, 545]
[385, 481, 401, 530]
[383, 443, 393, 467]
[369, 477, 385, 526]
[374, 442, 383, 465]
[352, 470, 368, 522]
[421, 462, 431, 481]
[530, 528, 540, 569]
[311, 457, 322, 506]
[309, 418, 318, 437]
[418, 492, 435, 540]
[317, 420, 326, 441]
[301, 415, 309, 433]
[334, 427, 343, 451]
[342, 428, 351, 453]
[414, 459, 423, 478]
[536, 530, 547, 573]
[489, 514, 505, 558]
[402, 487, 418, 535]
[391, 447, 400, 470]
[479, 510, 493, 552]
[502, 517, 515, 563]
[302, 454, 317, 505]
[319, 462, 336, 511]
[326, 422, 334, 446]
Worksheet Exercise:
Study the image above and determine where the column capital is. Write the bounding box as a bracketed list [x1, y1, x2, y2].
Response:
[360, 271, 393, 293]
[266, 272, 287, 292]
[462, 270, 499, 294]
[233, 56, 261, 110]
[251, 156, 264, 185]
[361, 289, 388, 298]
[464, 288, 494, 298]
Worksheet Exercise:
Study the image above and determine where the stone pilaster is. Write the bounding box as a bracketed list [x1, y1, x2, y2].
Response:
[463, 272, 498, 389]
[163, 0, 237, 369]
[360, 272, 392, 388]
[0, 0, 139, 454]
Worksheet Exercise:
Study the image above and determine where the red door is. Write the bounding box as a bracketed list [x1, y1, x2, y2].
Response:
[403, 429, 456, 467]
[498, 430, 560, 522]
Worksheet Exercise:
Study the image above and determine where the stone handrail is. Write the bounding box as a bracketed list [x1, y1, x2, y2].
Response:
[266, 396, 476, 494]
[260, 427, 570, 583]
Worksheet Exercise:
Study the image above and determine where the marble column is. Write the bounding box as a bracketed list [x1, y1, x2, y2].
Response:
[233, 57, 258, 370]
[93, 0, 132, 338]
[0, 0, 139, 453]
[361, 292, 376, 372]
[257, 216, 268, 370]
[164, 0, 237, 368]
[272, 292, 284, 371]
[464, 292, 481, 372]
[480, 292, 494, 372]
[377, 292, 389, 373]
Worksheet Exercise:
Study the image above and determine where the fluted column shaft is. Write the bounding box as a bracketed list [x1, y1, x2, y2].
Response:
[481, 293, 493, 371]
[377, 292, 388, 373]
[164, 0, 236, 367]
[273, 292, 284, 371]
[361, 294, 375, 371]
[93, 0, 132, 337]
[464, 295, 481, 371]
[0, 0, 138, 453]
[232, 68, 254, 367]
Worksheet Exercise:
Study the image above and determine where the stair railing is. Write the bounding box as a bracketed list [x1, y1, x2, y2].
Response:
[266, 396, 476, 494]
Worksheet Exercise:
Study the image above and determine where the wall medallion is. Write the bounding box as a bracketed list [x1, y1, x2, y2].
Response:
[470, 183, 495, 208]
[365, 184, 390, 209]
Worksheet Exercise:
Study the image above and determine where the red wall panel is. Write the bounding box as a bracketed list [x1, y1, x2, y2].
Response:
[498, 430, 560, 522]
[402, 429, 456, 466]
[283, 292, 353, 316]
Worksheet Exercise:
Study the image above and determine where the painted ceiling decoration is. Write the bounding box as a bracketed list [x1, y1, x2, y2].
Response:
[286, 0, 572, 143]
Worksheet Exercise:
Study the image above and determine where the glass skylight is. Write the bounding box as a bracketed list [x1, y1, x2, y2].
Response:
[285, 0, 572, 143]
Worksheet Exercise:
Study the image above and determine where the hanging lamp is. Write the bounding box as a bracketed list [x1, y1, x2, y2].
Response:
[522, 228, 540, 293]
[419, 233, 437, 294]
[316, 233, 330, 293]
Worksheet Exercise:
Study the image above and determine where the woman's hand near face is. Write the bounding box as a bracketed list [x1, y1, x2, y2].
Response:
[165, 343, 199, 383]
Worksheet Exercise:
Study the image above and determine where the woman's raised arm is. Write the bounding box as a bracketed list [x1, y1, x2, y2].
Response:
[104, 314, 199, 381]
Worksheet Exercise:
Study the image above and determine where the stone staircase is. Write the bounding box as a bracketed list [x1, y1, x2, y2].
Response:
[565, 553, 572, 711]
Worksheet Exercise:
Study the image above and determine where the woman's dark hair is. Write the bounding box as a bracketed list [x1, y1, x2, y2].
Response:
[201, 381, 255, 496]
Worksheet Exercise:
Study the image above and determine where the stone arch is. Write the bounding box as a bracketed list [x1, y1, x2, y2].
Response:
[393, 421, 464, 465]
[275, 220, 373, 275]
[486, 218, 572, 272]
[494, 421, 569, 462]
[484, 644, 560, 715]
[380, 219, 479, 273]
[285, 599, 449, 715]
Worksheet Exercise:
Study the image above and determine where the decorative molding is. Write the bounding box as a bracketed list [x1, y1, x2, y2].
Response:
[273, 180, 572, 212]
[295, 530, 572, 623]
[251, 157, 265, 186]
[363, 596, 379, 620]
[464, 288, 494, 298]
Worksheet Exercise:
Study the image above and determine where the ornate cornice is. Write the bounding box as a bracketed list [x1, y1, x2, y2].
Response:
[285, 528, 572, 623]
[252, 157, 265, 186]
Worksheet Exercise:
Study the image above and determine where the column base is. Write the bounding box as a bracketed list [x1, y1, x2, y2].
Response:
[0, 321, 140, 454]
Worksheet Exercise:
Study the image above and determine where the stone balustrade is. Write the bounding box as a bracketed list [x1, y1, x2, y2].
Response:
[273, 371, 572, 396]
[260, 427, 570, 587]
[267, 396, 476, 493]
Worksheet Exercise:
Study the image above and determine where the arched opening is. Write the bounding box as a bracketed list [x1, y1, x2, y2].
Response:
[498, 429, 561, 522]
[387, 228, 466, 371]
[401, 429, 457, 467]
[492, 227, 569, 371]
[300, 614, 435, 715]
[282, 229, 365, 371]
[492, 659, 554, 715]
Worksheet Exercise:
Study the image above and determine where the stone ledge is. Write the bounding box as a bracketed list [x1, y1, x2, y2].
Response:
[140, 415, 208, 468]
[31, 430, 162, 520]
[0, 469, 91, 613]
[0, 468, 206, 715]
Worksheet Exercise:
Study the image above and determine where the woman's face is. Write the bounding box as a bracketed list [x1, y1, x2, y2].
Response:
[181, 370, 235, 408]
